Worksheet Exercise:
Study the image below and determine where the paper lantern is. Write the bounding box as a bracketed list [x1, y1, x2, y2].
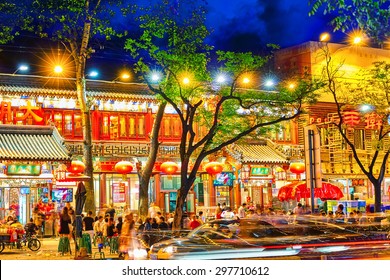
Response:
[115, 161, 133, 174]
[115, 161, 133, 180]
[67, 160, 86, 175]
[160, 161, 179, 175]
[289, 162, 305, 175]
[204, 161, 223, 175]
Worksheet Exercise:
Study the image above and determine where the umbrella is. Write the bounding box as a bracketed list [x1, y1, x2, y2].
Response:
[277, 181, 310, 202]
[277, 181, 344, 201]
[313, 182, 344, 200]
[75, 182, 87, 239]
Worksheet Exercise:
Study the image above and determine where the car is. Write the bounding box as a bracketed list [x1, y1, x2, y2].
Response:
[149, 216, 390, 260]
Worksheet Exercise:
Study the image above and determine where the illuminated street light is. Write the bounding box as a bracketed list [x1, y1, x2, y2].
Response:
[242, 77, 250, 84]
[149, 71, 162, 83]
[87, 70, 99, 78]
[13, 64, 29, 75]
[112, 71, 131, 82]
[216, 74, 227, 84]
[182, 77, 190, 85]
[264, 79, 275, 88]
[54, 65, 63, 74]
[319, 32, 331, 42]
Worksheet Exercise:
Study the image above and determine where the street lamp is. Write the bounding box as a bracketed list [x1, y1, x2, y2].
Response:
[87, 70, 99, 78]
[54, 65, 63, 74]
[112, 71, 131, 82]
[13, 64, 29, 75]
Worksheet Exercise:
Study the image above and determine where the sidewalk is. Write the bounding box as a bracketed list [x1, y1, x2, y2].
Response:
[0, 237, 120, 260]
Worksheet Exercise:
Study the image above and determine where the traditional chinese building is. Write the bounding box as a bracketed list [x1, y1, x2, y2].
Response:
[275, 41, 390, 207]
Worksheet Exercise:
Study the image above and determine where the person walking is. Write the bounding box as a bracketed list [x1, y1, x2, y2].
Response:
[82, 210, 95, 243]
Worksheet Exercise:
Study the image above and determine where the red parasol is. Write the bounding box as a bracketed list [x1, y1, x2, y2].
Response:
[278, 181, 344, 201]
[277, 181, 310, 202]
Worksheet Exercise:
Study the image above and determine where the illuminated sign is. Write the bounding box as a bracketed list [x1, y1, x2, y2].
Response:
[250, 166, 270, 176]
[7, 164, 41, 176]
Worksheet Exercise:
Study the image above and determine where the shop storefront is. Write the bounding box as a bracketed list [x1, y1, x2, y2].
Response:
[0, 124, 71, 230]
[226, 141, 289, 210]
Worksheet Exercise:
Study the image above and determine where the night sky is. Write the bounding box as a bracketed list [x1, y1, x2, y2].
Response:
[0, 0, 343, 78]
[205, 0, 342, 51]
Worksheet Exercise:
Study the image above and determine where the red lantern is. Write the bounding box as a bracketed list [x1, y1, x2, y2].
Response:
[289, 162, 305, 175]
[115, 161, 133, 180]
[160, 161, 179, 175]
[204, 161, 223, 175]
[67, 160, 86, 175]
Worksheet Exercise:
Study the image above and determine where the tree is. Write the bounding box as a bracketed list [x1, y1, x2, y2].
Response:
[136, 101, 166, 219]
[309, 0, 390, 46]
[319, 42, 390, 213]
[126, 0, 321, 229]
[0, 0, 134, 213]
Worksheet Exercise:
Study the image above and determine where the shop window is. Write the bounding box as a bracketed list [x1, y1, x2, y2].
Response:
[102, 114, 109, 137]
[173, 117, 181, 137]
[138, 115, 145, 136]
[74, 113, 82, 136]
[119, 115, 127, 137]
[354, 129, 365, 150]
[64, 113, 73, 136]
[53, 112, 63, 134]
[110, 115, 118, 139]
[163, 118, 171, 137]
[129, 116, 136, 136]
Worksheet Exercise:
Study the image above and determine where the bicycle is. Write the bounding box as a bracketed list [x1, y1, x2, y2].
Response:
[19, 232, 42, 251]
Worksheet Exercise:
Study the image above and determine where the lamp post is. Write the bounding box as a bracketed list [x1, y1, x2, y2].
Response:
[12, 64, 29, 75]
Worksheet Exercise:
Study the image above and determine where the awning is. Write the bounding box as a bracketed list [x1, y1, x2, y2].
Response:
[0, 124, 71, 162]
[226, 142, 288, 164]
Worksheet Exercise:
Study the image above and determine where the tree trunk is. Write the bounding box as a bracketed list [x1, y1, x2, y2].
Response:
[138, 102, 166, 219]
[172, 188, 187, 230]
[373, 181, 382, 213]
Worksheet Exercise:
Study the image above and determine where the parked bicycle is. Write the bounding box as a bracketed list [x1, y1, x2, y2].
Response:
[0, 231, 41, 253]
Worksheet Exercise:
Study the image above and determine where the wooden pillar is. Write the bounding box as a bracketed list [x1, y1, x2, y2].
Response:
[154, 174, 161, 207]
[100, 173, 106, 213]
[209, 175, 215, 206]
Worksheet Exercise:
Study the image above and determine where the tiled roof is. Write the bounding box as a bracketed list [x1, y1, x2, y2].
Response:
[0, 74, 156, 102]
[0, 125, 71, 162]
[227, 143, 288, 164]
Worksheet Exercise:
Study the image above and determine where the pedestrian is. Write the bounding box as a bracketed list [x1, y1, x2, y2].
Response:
[115, 216, 123, 235]
[238, 203, 247, 218]
[293, 203, 303, 215]
[198, 211, 206, 224]
[59, 207, 72, 238]
[83, 210, 95, 242]
[119, 213, 135, 259]
[215, 203, 222, 219]
[24, 218, 38, 236]
[158, 216, 169, 230]
[189, 215, 201, 230]
[221, 207, 235, 219]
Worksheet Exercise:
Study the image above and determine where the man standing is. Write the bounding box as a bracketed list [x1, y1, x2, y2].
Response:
[238, 203, 247, 218]
[83, 210, 95, 243]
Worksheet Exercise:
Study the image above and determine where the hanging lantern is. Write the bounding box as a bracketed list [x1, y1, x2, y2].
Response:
[204, 161, 223, 175]
[160, 161, 179, 175]
[289, 162, 305, 175]
[67, 160, 86, 175]
[115, 161, 133, 180]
